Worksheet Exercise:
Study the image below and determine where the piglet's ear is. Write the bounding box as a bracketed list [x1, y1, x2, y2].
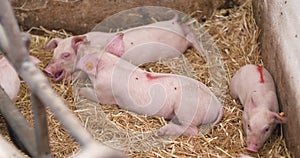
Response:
[269, 111, 287, 124]
[71, 35, 87, 53]
[105, 33, 125, 57]
[45, 38, 62, 50]
[29, 56, 41, 65]
[249, 98, 256, 112]
[249, 92, 258, 111]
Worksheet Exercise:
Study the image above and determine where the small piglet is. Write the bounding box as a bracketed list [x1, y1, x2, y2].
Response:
[76, 48, 222, 136]
[0, 56, 40, 101]
[44, 13, 204, 81]
[0, 57, 20, 101]
[0, 55, 40, 157]
[230, 64, 286, 152]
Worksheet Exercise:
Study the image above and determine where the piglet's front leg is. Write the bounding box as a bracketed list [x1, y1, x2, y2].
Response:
[78, 87, 98, 102]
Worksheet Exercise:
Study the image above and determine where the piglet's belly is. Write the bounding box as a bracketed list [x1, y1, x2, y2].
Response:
[114, 89, 177, 119]
[109, 74, 180, 119]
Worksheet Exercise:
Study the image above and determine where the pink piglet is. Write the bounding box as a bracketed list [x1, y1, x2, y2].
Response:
[230, 64, 286, 152]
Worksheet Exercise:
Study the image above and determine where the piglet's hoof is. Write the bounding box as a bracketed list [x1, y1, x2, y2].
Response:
[157, 123, 198, 136]
[239, 154, 255, 158]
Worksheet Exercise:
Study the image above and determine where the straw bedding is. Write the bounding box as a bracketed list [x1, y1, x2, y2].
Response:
[0, 1, 291, 157]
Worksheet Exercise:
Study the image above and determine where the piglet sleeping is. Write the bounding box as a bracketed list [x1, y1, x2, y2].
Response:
[230, 64, 286, 152]
[76, 48, 222, 136]
[44, 13, 204, 82]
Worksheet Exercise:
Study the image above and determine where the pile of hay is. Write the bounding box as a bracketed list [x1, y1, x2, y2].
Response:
[0, 1, 291, 157]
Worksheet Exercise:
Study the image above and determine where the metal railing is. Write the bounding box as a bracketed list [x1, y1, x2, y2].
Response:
[0, 1, 126, 157]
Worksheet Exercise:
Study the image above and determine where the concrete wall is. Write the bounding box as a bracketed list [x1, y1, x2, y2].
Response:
[252, 1, 300, 157]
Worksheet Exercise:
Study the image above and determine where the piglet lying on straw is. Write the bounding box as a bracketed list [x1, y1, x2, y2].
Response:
[44, 13, 204, 81]
[0, 56, 40, 101]
[75, 46, 222, 136]
[230, 64, 286, 152]
[0, 55, 40, 156]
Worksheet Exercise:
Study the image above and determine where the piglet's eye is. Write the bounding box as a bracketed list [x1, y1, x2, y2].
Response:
[62, 53, 71, 59]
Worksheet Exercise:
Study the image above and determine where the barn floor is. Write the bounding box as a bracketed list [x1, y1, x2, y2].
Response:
[0, 1, 291, 157]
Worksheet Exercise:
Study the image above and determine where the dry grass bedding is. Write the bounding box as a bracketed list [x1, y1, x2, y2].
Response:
[0, 1, 291, 157]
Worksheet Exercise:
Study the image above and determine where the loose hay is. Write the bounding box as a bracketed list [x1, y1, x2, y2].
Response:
[0, 1, 291, 157]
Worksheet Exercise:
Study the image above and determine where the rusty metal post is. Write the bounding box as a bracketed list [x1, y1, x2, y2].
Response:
[31, 94, 52, 158]
[0, 1, 126, 157]
[0, 86, 37, 157]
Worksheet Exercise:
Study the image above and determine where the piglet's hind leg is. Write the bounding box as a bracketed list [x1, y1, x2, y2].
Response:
[157, 122, 198, 136]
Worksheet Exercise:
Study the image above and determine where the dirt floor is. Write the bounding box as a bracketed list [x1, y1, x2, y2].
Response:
[0, 0, 291, 157]
[12, 0, 244, 34]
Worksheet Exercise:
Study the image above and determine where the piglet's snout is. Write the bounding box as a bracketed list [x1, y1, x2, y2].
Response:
[246, 143, 259, 152]
[44, 65, 54, 76]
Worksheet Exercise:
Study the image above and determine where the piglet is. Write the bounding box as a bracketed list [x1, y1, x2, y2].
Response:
[75, 47, 222, 136]
[0, 56, 20, 101]
[230, 64, 286, 152]
[0, 55, 40, 101]
[0, 32, 33, 101]
[44, 13, 204, 82]
[0, 55, 40, 157]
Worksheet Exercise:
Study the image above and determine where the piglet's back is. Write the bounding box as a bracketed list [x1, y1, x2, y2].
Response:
[230, 64, 275, 101]
[0, 57, 20, 101]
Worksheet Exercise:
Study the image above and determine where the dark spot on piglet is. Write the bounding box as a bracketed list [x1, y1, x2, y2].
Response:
[136, 77, 138, 80]
[174, 87, 177, 90]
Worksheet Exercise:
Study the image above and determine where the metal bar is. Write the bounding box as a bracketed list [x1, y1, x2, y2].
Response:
[0, 86, 37, 157]
[0, 1, 126, 158]
[0, 0, 94, 147]
[0, 3, 27, 68]
[20, 63, 94, 146]
[31, 94, 53, 158]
